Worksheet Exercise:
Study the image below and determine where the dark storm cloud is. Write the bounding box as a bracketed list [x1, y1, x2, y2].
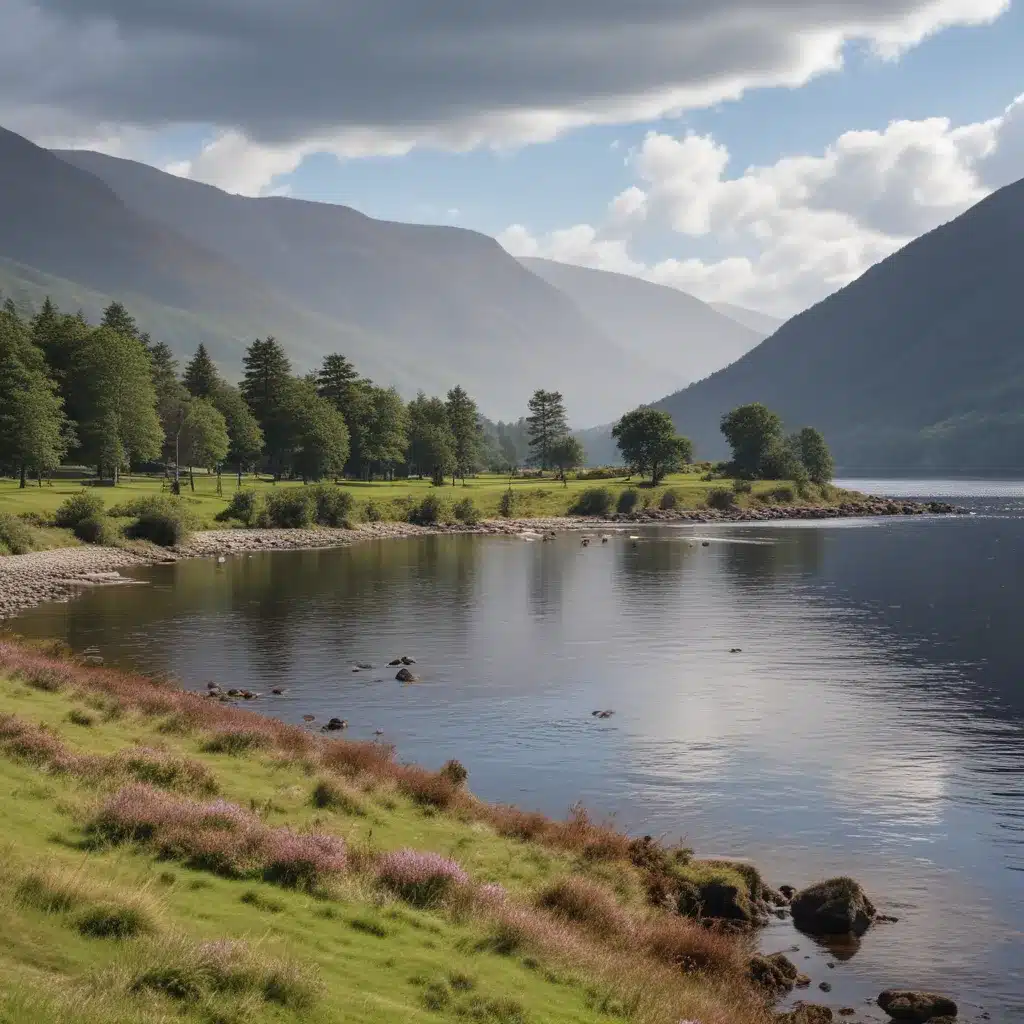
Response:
[0, 0, 1009, 144]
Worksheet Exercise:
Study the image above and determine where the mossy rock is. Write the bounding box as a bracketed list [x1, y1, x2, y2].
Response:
[791, 877, 875, 937]
[749, 952, 798, 996]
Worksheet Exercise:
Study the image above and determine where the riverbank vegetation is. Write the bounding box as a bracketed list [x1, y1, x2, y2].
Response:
[0, 636, 788, 1024]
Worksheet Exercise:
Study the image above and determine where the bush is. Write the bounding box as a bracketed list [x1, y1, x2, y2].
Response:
[126, 507, 190, 547]
[54, 491, 105, 528]
[536, 877, 627, 939]
[311, 778, 367, 816]
[0, 513, 35, 555]
[362, 500, 383, 522]
[577, 467, 624, 480]
[570, 487, 614, 517]
[705, 487, 736, 511]
[452, 498, 481, 525]
[767, 485, 795, 503]
[202, 728, 270, 756]
[376, 848, 469, 907]
[497, 489, 516, 518]
[440, 759, 468, 786]
[215, 489, 265, 527]
[659, 488, 680, 510]
[616, 489, 640, 514]
[308, 484, 355, 527]
[265, 489, 316, 529]
[73, 514, 118, 545]
[732, 478, 753, 495]
[409, 494, 445, 526]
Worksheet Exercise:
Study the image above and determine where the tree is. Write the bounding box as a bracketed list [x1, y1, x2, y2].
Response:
[148, 341, 189, 465]
[100, 301, 140, 341]
[183, 343, 222, 398]
[74, 327, 163, 483]
[548, 435, 586, 486]
[407, 394, 456, 485]
[211, 384, 264, 483]
[445, 386, 482, 484]
[526, 390, 568, 471]
[612, 407, 693, 485]
[283, 379, 350, 482]
[179, 398, 230, 490]
[240, 337, 293, 478]
[0, 354, 71, 486]
[316, 353, 361, 410]
[720, 403, 784, 479]
[32, 302, 90, 424]
[358, 386, 408, 480]
[794, 427, 834, 485]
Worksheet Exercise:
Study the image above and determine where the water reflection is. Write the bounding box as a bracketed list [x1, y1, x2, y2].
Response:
[10, 501, 1024, 1021]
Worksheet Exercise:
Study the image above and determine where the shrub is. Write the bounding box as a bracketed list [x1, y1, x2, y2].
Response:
[311, 778, 367, 816]
[570, 487, 614, 516]
[67, 708, 96, 727]
[577, 467, 624, 480]
[0, 513, 35, 555]
[705, 487, 736, 511]
[376, 848, 469, 907]
[121, 498, 195, 547]
[265, 489, 315, 529]
[362, 500, 383, 522]
[497, 489, 516, 518]
[54, 491, 105, 528]
[308, 484, 355, 527]
[202, 728, 270, 756]
[732, 478, 753, 495]
[641, 916, 742, 973]
[440, 759, 468, 787]
[768, 484, 795, 503]
[453, 497, 481, 525]
[409, 494, 445, 526]
[73, 515, 116, 544]
[215, 489, 265, 526]
[616, 489, 640, 514]
[658, 488, 680, 510]
[536, 877, 628, 939]
[106, 747, 219, 795]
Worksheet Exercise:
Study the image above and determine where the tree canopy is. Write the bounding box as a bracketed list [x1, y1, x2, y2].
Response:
[612, 407, 692, 485]
[526, 390, 568, 471]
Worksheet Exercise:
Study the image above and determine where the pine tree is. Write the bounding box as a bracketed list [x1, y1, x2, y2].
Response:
[100, 301, 140, 341]
[148, 341, 188, 464]
[316, 353, 361, 410]
[183, 343, 222, 398]
[240, 337, 293, 478]
[526, 390, 568, 471]
[445, 385, 482, 484]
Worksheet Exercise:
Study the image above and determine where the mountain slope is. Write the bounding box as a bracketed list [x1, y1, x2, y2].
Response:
[653, 177, 1024, 471]
[0, 127, 360, 374]
[53, 149, 667, 424]
[520, 257, 766, 390]
[709, 302, 785, 336]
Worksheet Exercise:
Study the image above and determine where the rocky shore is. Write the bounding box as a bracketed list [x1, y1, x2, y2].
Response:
[0, 498, 963, 621]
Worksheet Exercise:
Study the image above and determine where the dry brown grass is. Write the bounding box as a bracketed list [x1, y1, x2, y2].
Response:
[535, 876, 631, 940]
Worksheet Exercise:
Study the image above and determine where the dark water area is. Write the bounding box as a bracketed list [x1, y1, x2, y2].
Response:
[12, 480, 1024, 1022]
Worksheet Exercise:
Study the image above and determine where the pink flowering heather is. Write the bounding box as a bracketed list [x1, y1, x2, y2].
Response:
[0, 713, 95, 774]
[376, 848, 470, 907]
[476, 882, 509, 908]
[262, 828, 348, 888]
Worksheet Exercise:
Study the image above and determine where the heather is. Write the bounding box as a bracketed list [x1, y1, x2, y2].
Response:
[0, 638, 774, 1024]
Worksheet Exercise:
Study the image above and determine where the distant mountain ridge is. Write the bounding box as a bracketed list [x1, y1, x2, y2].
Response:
[650, 175, 1024, 471]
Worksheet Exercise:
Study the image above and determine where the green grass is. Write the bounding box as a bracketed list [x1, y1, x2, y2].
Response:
[0, 655, 769, 1024]
[0, 470, 864, 541]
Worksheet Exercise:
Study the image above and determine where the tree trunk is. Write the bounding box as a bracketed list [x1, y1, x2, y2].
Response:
[19, 462, 26, 488]
[113, 464, 119, 486]
[237, 464, 243, 487]
[189, 467, 195, 492]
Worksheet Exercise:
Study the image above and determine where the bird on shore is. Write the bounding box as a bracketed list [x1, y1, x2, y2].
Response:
[217, 555, 226, 563]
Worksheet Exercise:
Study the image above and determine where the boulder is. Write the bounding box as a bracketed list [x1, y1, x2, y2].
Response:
[877, 990, 958, 1022]
[396, 668, 418, 682]
[791, 877, 876, 936]
[749, 953, 799, 996]
[325, 717, 348, 731]
[400, 656, 416, 665]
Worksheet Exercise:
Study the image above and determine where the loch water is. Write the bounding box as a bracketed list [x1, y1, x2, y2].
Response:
[12, 480, 1024, 1022]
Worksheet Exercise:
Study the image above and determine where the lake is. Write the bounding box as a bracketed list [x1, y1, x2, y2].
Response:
[11, 479, 1024, 1022]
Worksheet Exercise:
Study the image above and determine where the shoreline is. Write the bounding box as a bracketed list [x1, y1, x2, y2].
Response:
[0, 497, 962, 621]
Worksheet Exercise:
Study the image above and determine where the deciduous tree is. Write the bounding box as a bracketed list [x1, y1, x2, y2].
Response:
[612, 407, 692, 485]
[720, 403, 784, 479]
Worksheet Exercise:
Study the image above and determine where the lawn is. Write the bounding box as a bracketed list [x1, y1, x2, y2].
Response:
[0, 642, 771, 1024]
[0, 469, 859, 534]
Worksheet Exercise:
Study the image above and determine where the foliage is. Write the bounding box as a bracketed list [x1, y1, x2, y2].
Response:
[72, 514, 118, 545]
[612, 407, 693, 485]
[570, 487, 614, 517]
[659, 488, 679, 510]
[362, 499, 383, 522]
[616, 488, 640, 514]
[182, 343, 222, 399]
[407, 392, 456, 486]
[308, 484, 355, 527]
[452, 497, 481, 525]
[283, 378, 350, 482]
[214, 488, 265, 526]
[240, 336, 293, 478]
[179, 398, 230, 473]
[409, 493, 446, 526]
[0, 512, 35, 554]
[125, 500, 193, 547]
[265, 488, 316, 529]
[526, 390, 568, 470]
[0, 351, 72, 485]
[576, 466, 623, 480]
[210, 383, 263, 474]
[720, 403, 784, 479]
[53, 491, 105, 528]
[446, 386, 483, 481]
[497, 488, 516, 518]
[705, 487, 736, 511]
[376, 848, 469, 908]
[731, 478, 752, 495]
[793, 426, 834, 484]
[548, 435, 585, 485]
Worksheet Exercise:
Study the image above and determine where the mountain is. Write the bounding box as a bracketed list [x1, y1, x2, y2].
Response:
[652, 177, 1024, 472]
[48, 148, 667, 425]
[709, 302, 785, 336]
[520, 257, 766, 392]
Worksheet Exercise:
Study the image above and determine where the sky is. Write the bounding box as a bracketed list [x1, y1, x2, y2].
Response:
[1, 0, 1022, 318]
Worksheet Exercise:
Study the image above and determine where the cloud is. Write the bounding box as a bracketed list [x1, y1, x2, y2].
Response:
[0, 0, 1010, 193]
[505, 94, 1023, 316]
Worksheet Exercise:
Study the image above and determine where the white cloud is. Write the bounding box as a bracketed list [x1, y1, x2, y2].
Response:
[504, 94, 1023, 316]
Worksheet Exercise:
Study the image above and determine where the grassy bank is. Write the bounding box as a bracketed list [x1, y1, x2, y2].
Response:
[0, 637, 782, 1024]
[0, 471, 864, 546]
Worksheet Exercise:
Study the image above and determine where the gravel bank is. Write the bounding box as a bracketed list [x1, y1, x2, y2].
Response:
[0, 499, 961, 621]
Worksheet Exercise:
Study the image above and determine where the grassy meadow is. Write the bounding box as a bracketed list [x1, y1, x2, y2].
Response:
[0, 639, 778, 1024]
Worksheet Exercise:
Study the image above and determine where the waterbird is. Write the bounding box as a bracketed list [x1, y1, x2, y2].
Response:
[217, 555, 226, 563]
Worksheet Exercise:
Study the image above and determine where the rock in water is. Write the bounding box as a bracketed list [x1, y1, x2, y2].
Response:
[877, 990, 958, 1022]
[396, 667, 417, 682]
[749, 953, 799, 996]
[400, 656, 416, 665]
[775, 1007, 833, 1024]
[790, 877, 876, 936]
[325, 718, 348, 731]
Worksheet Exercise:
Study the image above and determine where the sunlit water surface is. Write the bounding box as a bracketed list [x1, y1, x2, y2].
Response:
[13, 480, 1024, 1021]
